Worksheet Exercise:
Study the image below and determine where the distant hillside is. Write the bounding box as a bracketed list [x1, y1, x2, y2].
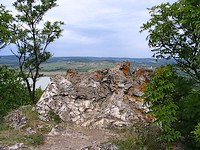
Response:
[0, 55, 19, 67]
[0, 55, 173, 72]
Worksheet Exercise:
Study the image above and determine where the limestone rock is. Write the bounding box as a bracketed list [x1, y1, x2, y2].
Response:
[36, 61, 152, 128]
[4, 110, 27, 129]
[48, 125, 64, 136]
[5, 143, 30, 150]
[82, 143, 118, 150]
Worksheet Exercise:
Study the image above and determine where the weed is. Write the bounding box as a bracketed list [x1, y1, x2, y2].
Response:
[112, 123, 165, 150]
[38, 125, 51, 134]
[0, 123, 10, 131]
[0, 105, 50, 147]
[24, 133, 44, 146]
[48, 110, 62, 124]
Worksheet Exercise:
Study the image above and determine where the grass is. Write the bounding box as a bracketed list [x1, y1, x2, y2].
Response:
[24, 133, 44, 146]
[112, 123, 164, 150]
[0, 105, 57, 147]
[40, 61, 116, 73]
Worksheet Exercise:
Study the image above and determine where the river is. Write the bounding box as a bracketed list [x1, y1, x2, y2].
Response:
[28, 77, 51, 90]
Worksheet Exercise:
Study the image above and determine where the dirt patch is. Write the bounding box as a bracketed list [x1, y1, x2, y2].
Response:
[36, 124, 119, 150]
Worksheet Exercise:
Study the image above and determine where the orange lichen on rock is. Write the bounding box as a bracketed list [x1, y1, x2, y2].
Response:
[66, 69, 77, 77]
[133, 68, 152, 92]
[121, 65, 130, 75]
[95, 71, 102, 79]
[145, 114, 156, 122]
[119, 61, 131, 78]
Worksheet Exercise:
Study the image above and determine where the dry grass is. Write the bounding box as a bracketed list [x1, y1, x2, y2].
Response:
[40, 71, 66, 77]
[0, 105, 56, 147]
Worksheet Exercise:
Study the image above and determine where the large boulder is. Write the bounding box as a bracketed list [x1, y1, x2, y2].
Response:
[36, 61, 152, 128]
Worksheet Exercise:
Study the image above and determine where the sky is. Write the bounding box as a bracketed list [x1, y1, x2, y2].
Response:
[0, 0, 176, 58]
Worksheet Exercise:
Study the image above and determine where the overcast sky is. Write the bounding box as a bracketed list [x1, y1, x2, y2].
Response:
[0, 0, 176, 58]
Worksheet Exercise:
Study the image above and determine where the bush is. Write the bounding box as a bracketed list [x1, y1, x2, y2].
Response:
[0, 66, 31, 119]
[144, 65, 200, 149]
[25, 133, 44, 146]
[144, 65, 182, 148]
[177, 88, 200, 148]
[192, 123, 200, 147]
[48, 109, 62, 124]
[113, 123, 165, 150]
[35, 87, 44, 102]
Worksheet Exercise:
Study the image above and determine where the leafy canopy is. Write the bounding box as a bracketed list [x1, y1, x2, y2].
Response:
[0, 66, 31, 120]
[0, 4, 13, 49]
[144, 65, 181, 148]
[9, 0, 64, 103]
[141, 0, 200, 82]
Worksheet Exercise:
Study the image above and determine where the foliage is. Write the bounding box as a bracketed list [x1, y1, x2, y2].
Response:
[9, 0, 64, 103]
[24, 133, 44, 146]
[21, 105, 39, 127]
[141, 0, 200, 82]
[192, 123, 200, 147]
[144, 64, 200, 148]
[176, 88, 200, 148]
[34, 87, 44, 102]
[113, 123, 165, 150]
[48, 109, 62, 124]
[0, 129, 44, 147]
[0, 66, 31, 120]
[0, 4, 13, 49]
[144, 65, 181, 148]
[141, 0, 200, 148]
[0, 123, 10, 131]
[0, 105, 50, 147]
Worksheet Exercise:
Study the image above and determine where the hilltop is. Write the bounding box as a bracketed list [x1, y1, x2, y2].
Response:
[0, 55, 172, 74]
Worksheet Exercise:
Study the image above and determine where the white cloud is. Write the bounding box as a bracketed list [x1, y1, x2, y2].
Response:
[0, 0, 177, 58]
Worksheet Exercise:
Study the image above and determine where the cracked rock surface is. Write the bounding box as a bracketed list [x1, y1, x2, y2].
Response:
[36, 61, 152, 129]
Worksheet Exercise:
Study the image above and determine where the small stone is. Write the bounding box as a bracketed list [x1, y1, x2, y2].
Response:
[48, 125, 63, 136]
[7, 143, 28, 150]
[26, 127, 36, 134]
[117, 83, 124, 88]
[71, 115, 81, 122]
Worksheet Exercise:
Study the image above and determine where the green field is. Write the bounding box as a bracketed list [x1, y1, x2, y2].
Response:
[0, 56, 173, 74]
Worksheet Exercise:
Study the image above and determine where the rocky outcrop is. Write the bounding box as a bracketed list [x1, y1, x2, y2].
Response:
[4, 110, 27, 129]
[36, 61, 152, 128]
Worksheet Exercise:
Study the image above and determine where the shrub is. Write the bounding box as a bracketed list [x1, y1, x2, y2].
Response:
[144, 65, 181, 148]
[48, 109, 62, 124]
[35, 87, 44, 102]
[192, 123, 200, 147]
[177, 88, 200, 148]
[25, 133, 44, 146]
[144, 64, 200, 148]
[0, 66, 31, 120]
[113, 123, 165, 150]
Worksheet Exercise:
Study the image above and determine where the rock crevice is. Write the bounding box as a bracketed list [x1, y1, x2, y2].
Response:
[36, 61, 152, 128]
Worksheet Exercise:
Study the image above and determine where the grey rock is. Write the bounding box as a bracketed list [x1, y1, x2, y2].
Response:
[82, 143, 118, 150]
[4, 110, 27, 129]
[6, 143, 29, 150]
[36, 61, 152, 128]
[48, 125, 64, 136]
[131, 89, 144, 97]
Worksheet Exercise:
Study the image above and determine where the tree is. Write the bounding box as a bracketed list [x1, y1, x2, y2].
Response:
[140, 0, 200, 82]
[10, 0, 64, 103]
[144, 65, 181, 148]
[0, 66, 31, 120]
[0, 4, 13, 49]
[144, 65, 200, 148]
